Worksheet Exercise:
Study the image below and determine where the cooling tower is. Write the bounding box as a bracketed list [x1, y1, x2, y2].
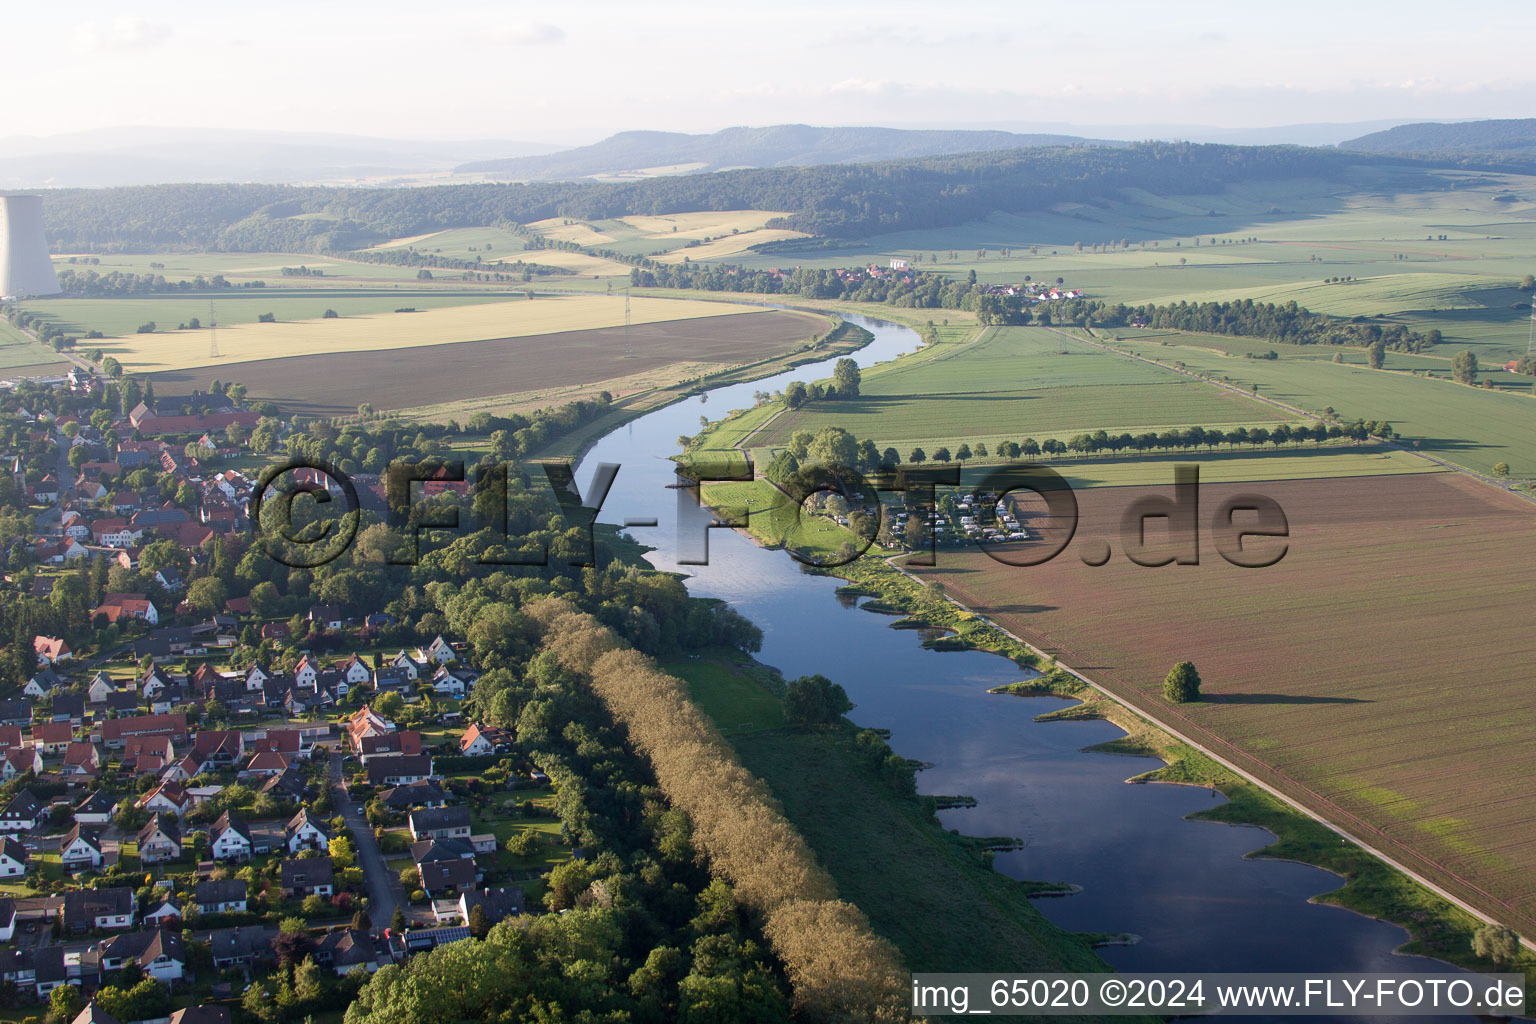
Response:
[0, 195, 62, 299]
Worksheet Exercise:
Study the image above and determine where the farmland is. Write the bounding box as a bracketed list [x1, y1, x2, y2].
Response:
[916, 471, 1536, 935]
[84, 294, 774, 373]
[526, 209, 804, 260]
[146, 308, 825, 417]
[1092, 329, 1536, 478]
[755, 325, 1295, 452]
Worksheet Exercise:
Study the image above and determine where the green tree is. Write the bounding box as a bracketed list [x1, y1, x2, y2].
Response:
[390, 905, 406, 932]
[1367, 340, 1386, 370]
[783, 674, 853, 727]
[1492, 462, 1510, 478]
[832, 357, 861, 398]
[1452, 349, 1479, 385]
[1163, 661, 1202, 703]
[48, 984, 81, 1024]
[1471, 924, 1521, 965]
[468, 902, 491, 939]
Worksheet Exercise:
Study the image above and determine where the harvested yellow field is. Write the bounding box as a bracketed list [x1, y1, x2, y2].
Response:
[366, 231, 444, 250]
[527, 218, 615, 245]
[498, 249, 632, 276]
[107, 295, 769, 373]
[653, 228, 809, 264]
[618, 210, 794, 239]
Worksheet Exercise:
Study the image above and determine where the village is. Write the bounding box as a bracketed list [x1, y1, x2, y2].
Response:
[5, 618, 554, 1021]
[0, 374, 583, 1023]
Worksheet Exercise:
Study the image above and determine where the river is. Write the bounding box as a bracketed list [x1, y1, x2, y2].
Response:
[573, 312, 1474, 1018]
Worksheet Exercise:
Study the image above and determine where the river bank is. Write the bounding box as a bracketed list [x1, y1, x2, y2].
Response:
[686, 394, 1533, 990]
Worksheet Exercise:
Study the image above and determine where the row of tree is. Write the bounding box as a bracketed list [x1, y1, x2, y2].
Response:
[526, 598, 909, 1021]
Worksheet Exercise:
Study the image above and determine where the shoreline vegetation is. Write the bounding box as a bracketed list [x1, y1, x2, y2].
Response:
[678, 323, 1535, 989]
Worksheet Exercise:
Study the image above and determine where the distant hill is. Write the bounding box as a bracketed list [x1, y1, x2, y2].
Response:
[38, 142, 1410, 253]
[455, 124, 1126, 180]
[0, 127, 560, 188]
[1339, 119, 1536, 172]
[1341, 119, 1536, 153]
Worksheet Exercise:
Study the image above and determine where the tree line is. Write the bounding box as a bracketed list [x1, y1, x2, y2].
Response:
[525, 598, 909, 1022]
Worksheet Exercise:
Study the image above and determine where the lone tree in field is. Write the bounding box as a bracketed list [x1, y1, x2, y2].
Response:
[1471, 924, 1521, 965]
[832, 357, 861, 398]
[1453, 349, 1479, 385]
[1367, 340, 1386, 370]
[1163, 661, 1202, 703]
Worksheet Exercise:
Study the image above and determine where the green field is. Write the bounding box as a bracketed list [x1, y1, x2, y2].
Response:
[0, 317, 70, 372]
[755, 325, 1293, 451]
[1094, 330, 1536, 478]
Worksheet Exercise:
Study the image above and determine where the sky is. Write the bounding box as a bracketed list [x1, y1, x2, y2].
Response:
[9, 0, 1536, 145]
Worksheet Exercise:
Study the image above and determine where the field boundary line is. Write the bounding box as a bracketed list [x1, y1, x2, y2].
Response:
[879, 554, 1536, 952]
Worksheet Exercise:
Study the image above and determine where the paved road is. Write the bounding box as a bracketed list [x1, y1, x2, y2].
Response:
[329, 748, 416, 930]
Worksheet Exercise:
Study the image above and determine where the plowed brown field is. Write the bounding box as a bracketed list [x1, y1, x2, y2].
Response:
[918, 471, 1536, 932]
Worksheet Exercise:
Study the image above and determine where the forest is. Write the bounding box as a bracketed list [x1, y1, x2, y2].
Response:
[36, 143, 1424, 252]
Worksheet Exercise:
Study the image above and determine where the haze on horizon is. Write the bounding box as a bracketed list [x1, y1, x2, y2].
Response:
[7, 0, 1535, 147]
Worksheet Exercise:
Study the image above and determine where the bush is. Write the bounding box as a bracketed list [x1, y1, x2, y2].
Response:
[136, 322, 156, 334]
[257, 312, 277, 323]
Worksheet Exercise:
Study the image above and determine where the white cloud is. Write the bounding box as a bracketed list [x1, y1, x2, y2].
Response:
[73, 16, 172, 53]
[493, 23, 566, 45]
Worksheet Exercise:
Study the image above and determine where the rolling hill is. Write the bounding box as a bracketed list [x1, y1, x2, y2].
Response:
[454, 124, 1125, 180]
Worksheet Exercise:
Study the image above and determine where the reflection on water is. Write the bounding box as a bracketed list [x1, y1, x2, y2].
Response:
[576, 313, 1473, 1019]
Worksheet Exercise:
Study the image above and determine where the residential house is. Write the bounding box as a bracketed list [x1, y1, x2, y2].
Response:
[367, 754, 433, 787]
[62, 887, 134, 931]
[424, 635, 456, 664]
[293, 654, 319, 688]
[0, 837, 28, 877]
[33, 636, 72, 666]
[338, 654, 373, 687]
[170, 1006, 232, 1024]
[0, 790, 42, 832]
[32, 722, 74, 756]
[459, 886, 524, 928]
[285, 808, 330, 853]
[412, 838, 477, 896]
[85, 672, 116, 704]
[459, 722, 509, 757]
[202, 925, 277, 969]
[308, 605, 349, 630]
[241, 751, 291, 778]
[135, 814, 182, 864]
[61, 742, 100, 777]
[138, 781, 193, 818]
[141, 898, 182, 928]
[209, 811, 254, 861]
[344, 706, 394, 751]
[429, 665, 473, 698]
[22, 668, 60, 699]
[370, 667, 412, 695]
[195, 879, 248, 915]
[380, 779, 452, 810]
[281, 858, 334, 898]
[389, 650, 420, 680]
[73, 790, 118, 825]
[101, 712, 186, 748]
[313, 928, 379, 976]
[97, 927, 185, 983]
[3, 746, 43, 780]
[358, 730, 422, 763]
[49, 694, 86, 725]
[0, 726, 18, 753]
[93, 592, 158, 625]
[60, 824, 104, 870]
[408, 806, 471, 842]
